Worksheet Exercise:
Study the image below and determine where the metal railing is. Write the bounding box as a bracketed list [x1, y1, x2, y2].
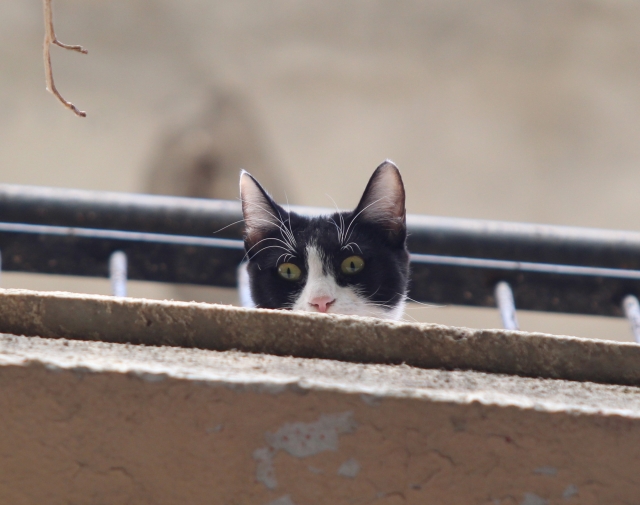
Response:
[1, 184, 640, 340]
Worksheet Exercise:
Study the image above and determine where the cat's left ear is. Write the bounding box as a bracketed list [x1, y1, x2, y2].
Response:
[240, 170, 287, 251]
[353, 160, 406, 244]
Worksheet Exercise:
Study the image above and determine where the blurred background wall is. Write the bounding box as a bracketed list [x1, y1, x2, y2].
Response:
[1, 0, 640, 340]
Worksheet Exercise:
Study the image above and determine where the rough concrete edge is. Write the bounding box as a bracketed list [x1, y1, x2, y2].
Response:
[1, 333, 640, 420]
[0, 288, 638, 387]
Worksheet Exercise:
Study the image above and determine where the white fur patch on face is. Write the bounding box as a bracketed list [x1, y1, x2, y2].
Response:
[237, 262, 255, 308]
[291, 245, 404, 320]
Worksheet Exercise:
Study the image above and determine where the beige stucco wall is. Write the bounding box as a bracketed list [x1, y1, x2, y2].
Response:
[2, 1, 640, 340]
[0, 333, 639, 504]
[0, 291, 639, 503]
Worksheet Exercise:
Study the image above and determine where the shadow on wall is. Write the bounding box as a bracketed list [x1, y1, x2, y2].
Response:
[145, 88, 294, 304]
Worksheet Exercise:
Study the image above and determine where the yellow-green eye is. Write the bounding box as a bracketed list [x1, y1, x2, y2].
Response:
[277, 263, 302, 281]
[341, 255, 365, 275]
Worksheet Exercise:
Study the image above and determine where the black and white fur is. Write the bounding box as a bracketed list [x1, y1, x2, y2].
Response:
[239, 160, 410, 320]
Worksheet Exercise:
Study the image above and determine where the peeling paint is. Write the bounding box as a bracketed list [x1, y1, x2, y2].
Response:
[521, 493, 549, 505]
[254, 412, 358, 490]
[360, 394, 382, 406]
[253, 447, 277, 490]
[225, 381, 289, 395]
[265, 495, 296, 505]
[533, 466, 557, 476]
[44, 363, 63, 373]
[71, 366, 92, 377]
[265, 412, 357, 458]
[307, 466, 323, 474]
[337, 458, 360, 478]
[562, 484, 578, 499]
[134, 371, 168, 382]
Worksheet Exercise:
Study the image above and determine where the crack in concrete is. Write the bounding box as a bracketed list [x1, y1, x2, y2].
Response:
[431, 448, 456, 468]
[109, 466, 134, 481]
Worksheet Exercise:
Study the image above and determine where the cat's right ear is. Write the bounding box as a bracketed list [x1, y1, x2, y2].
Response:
[240, 170, 284, 250]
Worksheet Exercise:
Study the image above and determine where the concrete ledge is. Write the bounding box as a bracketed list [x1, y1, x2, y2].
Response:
[0, 334, 639, 504]
[0, 289, 638, 386]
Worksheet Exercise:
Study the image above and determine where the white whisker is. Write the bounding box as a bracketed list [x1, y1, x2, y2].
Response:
[343, 197, 386, 247]
[241, 206, 298, 255]
[249, 201, 297, 251]
[244, 244, 295, 262]
[340, 242, 362, 254]
[276, 253, 295, 265]
[212, 218, 246, 235]
[240, 197, 297, 248]
[325, 194, 345, 244]
[283, 193, 297, 248]
[402, 294, 442, 308]
[244, 235, 297, 259]
[328, 218, 343, 243]
[246, 226, 295, 253]
[274, 208, 297, 249]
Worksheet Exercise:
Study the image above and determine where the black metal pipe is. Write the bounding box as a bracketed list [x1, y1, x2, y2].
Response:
[405, 214, 640, 270]
[0, 184, 245, 238]
[2, 184, 640, 317]
[2, 184, 640, 269]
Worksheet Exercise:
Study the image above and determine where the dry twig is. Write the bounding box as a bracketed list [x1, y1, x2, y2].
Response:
[43, 0, 87, 117]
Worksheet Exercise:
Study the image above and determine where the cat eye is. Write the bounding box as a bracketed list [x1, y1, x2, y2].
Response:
[277, 263, 302, 281]
[341, 255, 365, 275]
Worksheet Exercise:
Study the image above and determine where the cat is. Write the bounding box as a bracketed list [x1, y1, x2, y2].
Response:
[238, 160, 410, 320]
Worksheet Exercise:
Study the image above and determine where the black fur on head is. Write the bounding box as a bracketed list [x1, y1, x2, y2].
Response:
[240, 160, 410, 319]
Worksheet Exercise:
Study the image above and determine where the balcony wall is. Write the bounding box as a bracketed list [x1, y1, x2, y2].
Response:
[0, 290, 638, 504]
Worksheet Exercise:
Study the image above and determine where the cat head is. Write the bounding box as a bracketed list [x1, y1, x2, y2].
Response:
[239, 160, 410, 320]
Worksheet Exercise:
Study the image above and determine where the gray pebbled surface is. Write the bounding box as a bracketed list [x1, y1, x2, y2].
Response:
[1, 333, 639, 418]
[0, 288, 639, 387]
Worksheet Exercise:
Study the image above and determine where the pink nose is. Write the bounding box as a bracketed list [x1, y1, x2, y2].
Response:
[309, 296, 335, 313]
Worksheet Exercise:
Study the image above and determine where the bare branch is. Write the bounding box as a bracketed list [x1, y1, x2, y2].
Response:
[43, 0, 87, 117]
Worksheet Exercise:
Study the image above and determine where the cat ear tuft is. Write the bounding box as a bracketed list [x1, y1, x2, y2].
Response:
[354, 160, 406, 242]
[239, 170, 284, 249]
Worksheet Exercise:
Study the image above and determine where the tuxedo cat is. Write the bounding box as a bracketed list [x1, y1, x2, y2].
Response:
[239, 160, 410, 320]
